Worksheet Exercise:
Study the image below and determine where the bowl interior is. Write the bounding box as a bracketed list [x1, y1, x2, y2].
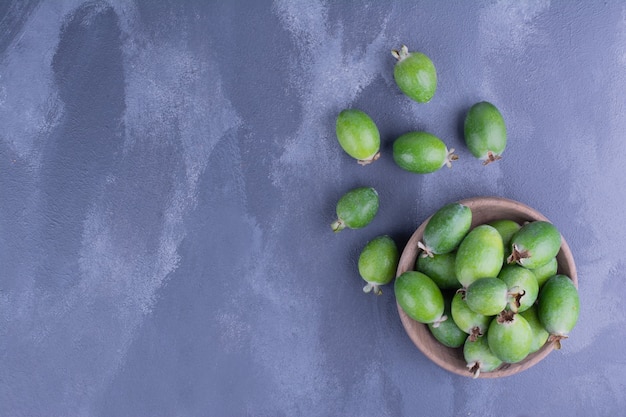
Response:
[396, 196, 577, 378]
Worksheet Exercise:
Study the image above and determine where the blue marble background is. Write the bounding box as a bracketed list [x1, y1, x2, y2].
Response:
[1, 1, 624, 416]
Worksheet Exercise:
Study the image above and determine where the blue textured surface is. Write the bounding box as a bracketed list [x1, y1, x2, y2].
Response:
[1, 1, 624, 416]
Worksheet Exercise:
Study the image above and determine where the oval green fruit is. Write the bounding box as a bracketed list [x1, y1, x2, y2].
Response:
[419, 203, 472, 257]
[391, 45, 437, 103]
[498, 265, 539, 313]
[465, 278, 508, 316]
[395, 271, 446, 326]
[455, 225, 504, 288]
[538, 274, 579, 348]
[507, 221, 561, 269]
[358, 235, 399, 295]
[416, 252, 461, 290]
[331, 187, 379, 232]
[530, 257, 558, 287]
[393, 131, 457, 174]
[487, 312, 533, 363]
[520, 305, 549, 354]
[464, 101, 507, 165]
[428, 295, 467, 348]
[336, 109, 380, 165]
[464, 332, 503, 378]
[451, 292, 491, 341]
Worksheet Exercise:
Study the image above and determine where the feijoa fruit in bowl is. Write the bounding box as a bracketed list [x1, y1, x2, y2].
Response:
[395, 196, 577, 378]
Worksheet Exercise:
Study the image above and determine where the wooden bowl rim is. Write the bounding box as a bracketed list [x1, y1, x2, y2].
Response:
[396, 196, 577, 379]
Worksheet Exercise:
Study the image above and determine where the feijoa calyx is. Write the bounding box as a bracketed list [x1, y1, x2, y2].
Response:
[418, 203, 472, 257]
[464, 101, 507, 165]
[395, 271, 446, 327]
[391, 45, 437, 103]
[393, 131, 458, 174]
[336, 109, 381, 165]
[507, 221, 561, 269]
[538, 274, 579, 349]
[358, 235, 399, 295]
[331, 187, 379, 232]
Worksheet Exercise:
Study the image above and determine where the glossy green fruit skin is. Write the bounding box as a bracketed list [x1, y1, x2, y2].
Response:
[538, 275, 579, 337]
[509, 221, 561, 269]
[530, 257, 558, 287]
[520, 305, 549, 353]
[416, 252, 461, 289]
[487, 314, 533, 363]
[489, 219, 521, 248]
[332, 187, 378, 232]
[464, 333, 503, 377]
[422, 203, 472, 255]
[358, 236, 399, 285]
[393, 132, 449, 174]
[429, 296, 467, 348]
[498, 265, 539, 313]
[466, 278, 508, 316]
[464, 101, 507, 162]
[455, 225, 504, 287]
[336, 109, 380, 162]
[451, 292, 491, 337]
[393, 49, 437, 103]
[395, 271, 445, 324]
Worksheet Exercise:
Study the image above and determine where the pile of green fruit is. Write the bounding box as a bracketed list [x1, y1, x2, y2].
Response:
[330, 46, 579, 377]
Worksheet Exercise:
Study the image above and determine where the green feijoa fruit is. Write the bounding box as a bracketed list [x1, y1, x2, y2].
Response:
[419, 203, 472, 257]
[487, 311, 533, 363]
[498, 265, 539, 313]
[465, 278, 508, 316]
[358, 235, 399, 295]
[331, 187, 379, 232]
[451, 292, 491, 341]
[391, 45, 437, 103]
[464, 101, 507, 165]
[395, 271, 446, 326]
[455, 225, 504, 288]
[488, 219, 521, 248]
[507, 221, 561, 269]
[538, 274, 579, 348]
[416, 252, 461, 290]
[393, 132, 458, 174]
[464, 332, 503, 378]
[530, 257, 558, 287]
[336, 109, 380, 165]
[428, 295, 467, 348]
[520, 305, 549, 354]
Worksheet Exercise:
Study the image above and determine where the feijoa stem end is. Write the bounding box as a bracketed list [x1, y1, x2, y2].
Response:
[331, 219, 345, 233]
[507, 244, 530, 265]
[431, 314, 448, 329]
[417, 241, 434, 258]
[507, 288, 525, 313]
[363, 282, 383, 296]
[468, 326, 483, 342]
[482, 151, 502, 165]
[468, 362, 481, 379]
[357, 151, 381, 166]
[548, 334, 568, 350]
[391, 45, 410, 61]
[445, 148, 459, 168]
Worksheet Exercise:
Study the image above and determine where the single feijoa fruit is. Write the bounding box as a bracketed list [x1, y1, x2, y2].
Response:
[465, 278, 509, 316]
[520, 305, 550, 354]
[429, 295, 467, 348]
[336, 109, 381, 165]
[331, 187, 379, 232]
[530, 257, 558, 287]
[418, 203, 472, 257]
[487, 311, 533, 363]
[464, 101, 507, 165]
[451, 292, 491, 342]
[498, 265, 539, 313]
[391, 45, 437, 103]
[393, 131, 458, 174]
[464, 332, 503, 378]
[455, 225, 504, 288]
[507, 221, 561, 269]
[488, 219, 521, 248]
[538, 274, 579, 349]
[358, 235, 399, 295]
[416, 252, 461, 290]
[395, 271, 446, 326]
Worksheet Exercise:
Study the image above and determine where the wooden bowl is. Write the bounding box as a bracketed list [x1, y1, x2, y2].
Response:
[396, 196, 578, 378]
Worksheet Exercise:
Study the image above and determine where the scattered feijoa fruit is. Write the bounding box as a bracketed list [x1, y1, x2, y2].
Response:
[391, 45, 437, 103]
[393, 131, 458, 174]
[336, 109, 380, 165]
[464, 101, 507, 165]
[331, 187, 379, 232]
[358, 235, 399, 295]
